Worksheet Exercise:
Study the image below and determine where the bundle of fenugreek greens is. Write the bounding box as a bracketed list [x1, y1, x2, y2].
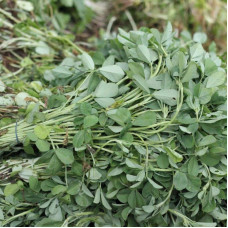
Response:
[0, 23, 227, 227]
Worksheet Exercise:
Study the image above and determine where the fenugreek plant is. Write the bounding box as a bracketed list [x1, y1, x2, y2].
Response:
[0, 23, 226, 227]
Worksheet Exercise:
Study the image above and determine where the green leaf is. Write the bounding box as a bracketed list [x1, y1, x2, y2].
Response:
[126, 158, 143, 169]
[193, 32, 207, 44]
[178, 51, 187, 73]
[209, 167, 226, 176]
[51, 185, 67, 195]
[126, 174, 137, 182]
[94, 98, 115, 108]
[82, 183, 94, 197]
[188, 157, 199, 176]
[35, 139, 50, 152]
[108, 167, 123, 177]
[101, 190, 112, 210]
[195, 147, 208, 156]
[73, 130, 85, 148]
[27, 132, 38, 141]
[128, 190, 145, 208]
[75, 193, 93, 207]
[162, 22, 172, 45]
[24, 144, 35, 155]
[83, 115, 98, 128]
[179, 126, 192, 134]
[44, 70, 55, 81]
[108, 108, 131, 126]
[41, 179, 56, 192]
[17, 0, 34, 11]
[205, 58, 217, 76]
[106, 189, 119, 199]
[153, 89, 178, 106]
[121, 207, 132, 221]
[0, 208, 4, 220]
[99, 65, 125, 82]
[186, 174, 201, 192]
[190, 43, 204, 62]
[52, 66, 72, 78]
[181, 135, 195, 149]
[206, 71, 226, 88]
[4, 184, 20, 196]
[87, 73, 100, 94]
[182, 62, 199, 82]
[94, 81, 118, 98]
[102, 55, 115, 66]
[147, 77, 162, 89]
[128, 62, 144, 77]
[47, 154, 62, 174]
[128, 191, 136, 208]
[55, 148, 74, 165]
[133, 111, 156, 126]
[34, 124, 50, 139]
[164, 147, 183, 163]
[81, 53, 94, 70]
[117, 189, 131, 203]
[200, 151, 221, 166]
[199, 87, 212, 104]
[202, 197, 216, 213]
[35, 41, 51, 55]
[210, 208, 227, 221]
[132, 74, 150, 93]
[80, 102, 92, 115]
[72, 161, 83, 176]
[142, 205, 155, 213]
[48, 95, 67, 109]
[117, 28, 135, 47]
[35, 218, 63, 227]
[198, 135, 217, 147]
[29, 176, 40, 192]
[136, 45, 151, 63]
[157, 153, 169, 168]
[173, 171, 188, 190]
[67, 181, 81, 195]
[93, 187, 101, 204]
[148, 177, 163, 189]
[87, 168, 102, 180]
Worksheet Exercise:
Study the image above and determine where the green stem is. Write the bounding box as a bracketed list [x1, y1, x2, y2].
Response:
[151, 55, 162, 78]
[2, 208, 35, 226]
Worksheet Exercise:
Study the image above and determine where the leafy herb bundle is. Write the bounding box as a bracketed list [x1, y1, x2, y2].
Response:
[0, 23, 227, 227]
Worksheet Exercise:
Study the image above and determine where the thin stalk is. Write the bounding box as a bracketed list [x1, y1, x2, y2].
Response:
[151, 55, 162, 77]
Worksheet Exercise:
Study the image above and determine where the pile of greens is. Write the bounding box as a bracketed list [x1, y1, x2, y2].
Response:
[0, 23, 227, 227]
